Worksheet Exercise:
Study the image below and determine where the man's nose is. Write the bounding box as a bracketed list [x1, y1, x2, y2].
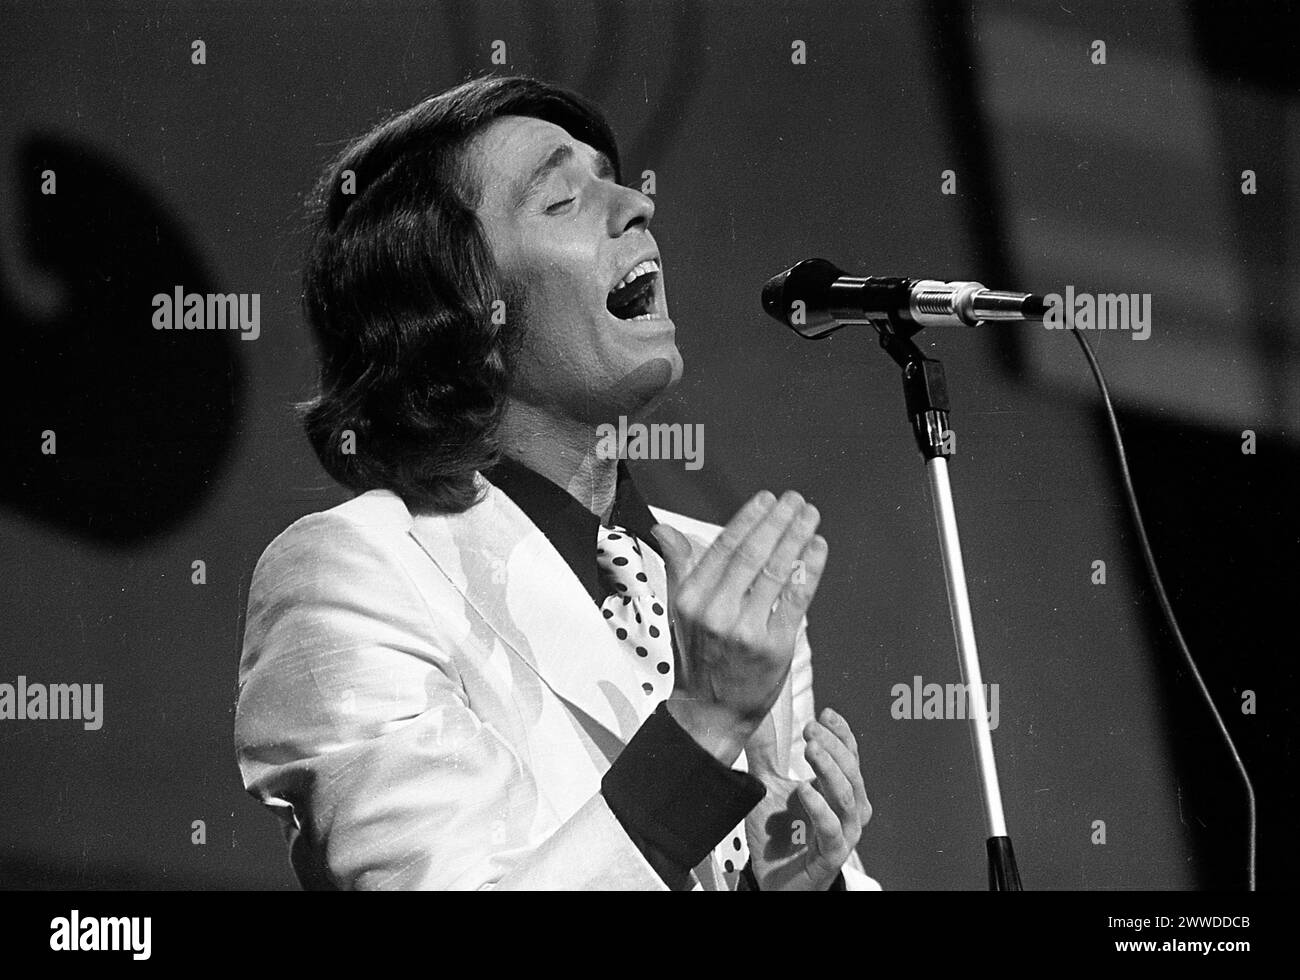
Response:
[607, 182, 655, 236]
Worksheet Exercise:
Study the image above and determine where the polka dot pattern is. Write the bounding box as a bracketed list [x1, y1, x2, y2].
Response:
[596, 524, 674, 705]
[725, 822, 749, 881]
[596, 522, 749, 880]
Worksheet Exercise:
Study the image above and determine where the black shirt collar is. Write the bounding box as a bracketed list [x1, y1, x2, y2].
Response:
[481, 455, 662, 605]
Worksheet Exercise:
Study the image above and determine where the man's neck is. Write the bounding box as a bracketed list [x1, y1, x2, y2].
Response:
[497, 400, 620, 523]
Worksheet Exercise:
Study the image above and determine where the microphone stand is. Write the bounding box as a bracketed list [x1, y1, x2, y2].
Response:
[875, 325, 1022, 891]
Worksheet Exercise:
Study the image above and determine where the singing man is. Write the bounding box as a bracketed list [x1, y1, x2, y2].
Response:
[234, 74, 879, 891]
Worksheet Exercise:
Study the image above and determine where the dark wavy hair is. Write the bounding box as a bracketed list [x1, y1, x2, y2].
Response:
[299, 75, 622, 513]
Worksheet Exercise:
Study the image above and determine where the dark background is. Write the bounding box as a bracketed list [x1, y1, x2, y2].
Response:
[0, 0, 1294, 890]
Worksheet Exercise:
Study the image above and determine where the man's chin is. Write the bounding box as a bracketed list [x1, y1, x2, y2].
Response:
[612, 346, 683, 420]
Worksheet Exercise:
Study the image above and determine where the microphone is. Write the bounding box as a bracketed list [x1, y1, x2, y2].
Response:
[761, 258, 1047, 340]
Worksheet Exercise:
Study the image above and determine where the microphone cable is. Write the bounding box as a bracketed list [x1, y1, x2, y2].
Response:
[1071, 329, 1257, 891]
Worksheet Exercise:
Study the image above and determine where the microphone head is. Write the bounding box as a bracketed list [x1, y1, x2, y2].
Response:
[761, 258, 847, 339]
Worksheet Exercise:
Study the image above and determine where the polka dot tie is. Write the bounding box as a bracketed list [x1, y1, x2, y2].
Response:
[596, 524, 750, 884]
[595, 524, 674, 701]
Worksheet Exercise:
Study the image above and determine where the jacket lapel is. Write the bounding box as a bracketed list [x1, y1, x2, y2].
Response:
[407, 476, 645, 746]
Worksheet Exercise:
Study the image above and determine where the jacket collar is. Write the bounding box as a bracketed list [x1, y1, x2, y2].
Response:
[404, 467, 657, 746]
[481, 455, 663, 604]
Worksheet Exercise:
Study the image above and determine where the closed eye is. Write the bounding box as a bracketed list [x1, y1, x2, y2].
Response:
[545, 197, 575, 214]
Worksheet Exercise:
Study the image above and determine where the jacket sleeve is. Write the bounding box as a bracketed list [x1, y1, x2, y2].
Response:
[234, 510, 668, 891]
[787, 618, 884, 892]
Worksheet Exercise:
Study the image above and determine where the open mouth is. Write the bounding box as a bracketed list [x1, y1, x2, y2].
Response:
[606, 258, 661, 320]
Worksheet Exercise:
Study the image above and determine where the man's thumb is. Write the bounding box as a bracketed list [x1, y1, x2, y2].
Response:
[649, 523, 691, 584]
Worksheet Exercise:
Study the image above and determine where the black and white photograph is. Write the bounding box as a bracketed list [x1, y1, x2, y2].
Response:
[0, 0, 1292, 960]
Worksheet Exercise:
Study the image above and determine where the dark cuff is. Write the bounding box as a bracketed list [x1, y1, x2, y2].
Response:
[603, 701, 766, 890]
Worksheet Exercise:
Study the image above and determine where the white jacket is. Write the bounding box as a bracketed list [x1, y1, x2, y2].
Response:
[235, 477, 880, 890]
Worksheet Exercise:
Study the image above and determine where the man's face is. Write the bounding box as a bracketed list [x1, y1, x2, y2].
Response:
[469, 115, 682, 426]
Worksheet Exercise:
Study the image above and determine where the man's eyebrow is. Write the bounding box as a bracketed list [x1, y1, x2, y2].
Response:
[513, 143, 617, 208]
